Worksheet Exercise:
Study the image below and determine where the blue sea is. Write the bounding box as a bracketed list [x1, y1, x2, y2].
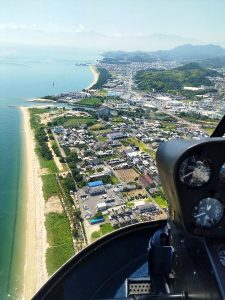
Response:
[0, 45, 100, 299]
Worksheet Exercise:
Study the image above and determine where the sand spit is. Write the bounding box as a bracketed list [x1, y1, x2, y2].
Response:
[20, 107, 48, 299]
[86, 65, 100, 89]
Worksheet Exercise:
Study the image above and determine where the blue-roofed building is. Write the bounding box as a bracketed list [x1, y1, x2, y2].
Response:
[108, 91, 116, 97]
[87, 180, 104, 188]
[54, 126, 64, 134]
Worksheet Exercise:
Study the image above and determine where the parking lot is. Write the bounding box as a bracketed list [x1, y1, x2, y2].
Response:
[77, 186, 123, 218]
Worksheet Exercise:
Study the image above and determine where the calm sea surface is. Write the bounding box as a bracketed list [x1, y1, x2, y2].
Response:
[0, 46, 99, 299]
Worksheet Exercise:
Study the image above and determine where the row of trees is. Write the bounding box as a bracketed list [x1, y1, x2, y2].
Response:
[35, 127, 53, 160]
[91, 68, 112, 89]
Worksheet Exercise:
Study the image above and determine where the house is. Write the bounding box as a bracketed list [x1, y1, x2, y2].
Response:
[96, 202, 108, 212]
[139, 174, 155, 188]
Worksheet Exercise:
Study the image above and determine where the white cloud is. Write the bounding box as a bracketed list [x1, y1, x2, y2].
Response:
[0, 22, 224, 51]
[75, 24, 86, 33]
[113, 33, 122, 38]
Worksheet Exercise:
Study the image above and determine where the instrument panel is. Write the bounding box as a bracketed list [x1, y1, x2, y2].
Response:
[179, 155, 212, 188]
[192, 197, 224, 229]
[176, 142, 225, 237]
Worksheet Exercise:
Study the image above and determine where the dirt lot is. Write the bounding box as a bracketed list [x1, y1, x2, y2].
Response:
[45, 196, 63, 214]
[124, 188, 148, 197]
[114, 168, 139, 182]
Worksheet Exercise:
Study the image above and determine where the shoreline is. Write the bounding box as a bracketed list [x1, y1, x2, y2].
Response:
[86, 65, 100, 89]
[20, 107, 48, 299]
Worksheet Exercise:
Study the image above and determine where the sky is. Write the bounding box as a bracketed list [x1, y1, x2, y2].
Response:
[1, 0, 225, 51]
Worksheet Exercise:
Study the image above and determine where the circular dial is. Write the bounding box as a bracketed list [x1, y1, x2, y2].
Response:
[192, 197, 224, 229]
[218, 245, 225, 267]
[219, 163, 225, 183]
[179, 156, 212, 187]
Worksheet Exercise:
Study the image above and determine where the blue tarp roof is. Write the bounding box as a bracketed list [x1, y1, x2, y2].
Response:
[87, 180, 104, 188]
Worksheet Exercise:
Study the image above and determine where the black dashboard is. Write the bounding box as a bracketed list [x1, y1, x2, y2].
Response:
[157, 137, 225, 299]
[157, 137, 225, 238]
[175, 139, 225, 238]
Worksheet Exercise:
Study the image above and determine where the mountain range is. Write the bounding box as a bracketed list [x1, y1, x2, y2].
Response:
[103, 44, 225, 65]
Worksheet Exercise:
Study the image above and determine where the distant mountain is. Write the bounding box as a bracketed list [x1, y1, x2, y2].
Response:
[153, 44, 225, 60]
[103, 44, 225, 64]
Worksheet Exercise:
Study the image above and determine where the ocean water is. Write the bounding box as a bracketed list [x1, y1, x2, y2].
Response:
[0, 45, 100, 299]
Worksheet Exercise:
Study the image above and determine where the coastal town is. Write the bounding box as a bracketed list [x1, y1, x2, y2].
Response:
[23, 51, 225, 297]
[2, 0, 225, 299]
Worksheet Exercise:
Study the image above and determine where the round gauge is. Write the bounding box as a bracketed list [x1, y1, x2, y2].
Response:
[192, 197, 224, 229]
[219, 163, 225, 183]
[179, 156, 212, 187]
[218, 245, 225, 267]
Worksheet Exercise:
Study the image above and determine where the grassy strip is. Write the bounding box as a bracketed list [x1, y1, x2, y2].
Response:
[154, 195, 168, 208]
[42, 174, 61, 201]
[91, 223, 115, 241]
[122, 137, 156, 158]
[45, 213, 74, 275]
[38, 154, 58, 173]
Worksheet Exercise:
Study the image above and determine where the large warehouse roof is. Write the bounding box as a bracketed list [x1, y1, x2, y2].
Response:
[87, 180, 104, 188]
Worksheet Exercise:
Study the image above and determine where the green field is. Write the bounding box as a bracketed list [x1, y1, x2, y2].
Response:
[63, 117, 97, 127]
[77, 97, 104, 107]
[45, 213, 74, 275]
[42, 174, 61, 201]
[91, 223, 115, 241]
[37, 153, 58, 173]
[154, 195, 168, 208]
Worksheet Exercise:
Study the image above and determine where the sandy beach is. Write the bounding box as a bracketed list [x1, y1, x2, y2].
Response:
[21, 107, 48, 299]
[86, 65, 100, 89]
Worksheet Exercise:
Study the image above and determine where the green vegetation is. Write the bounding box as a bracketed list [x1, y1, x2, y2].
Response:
[35, 127, 53, 160]
[102, 175, 120, 185]
[42, 95, 59, 101]
[101, 154, 120, 161]
[45, 213, 74, 275]
[95, 88, 108, 96]
[111, 116, 125, 123]
[93, 212, 103, 219]
[52, 115, 97, 128]
[89, 122, 105, 131]
[154, 195, 168, 208]
[77, 97, 104, 107]
[204, 127, 214, 135]
[91, 223, 115, 241]
[29, 108, 58, 173]
[145, 198, 153, 203]
[91, 67, 112, 89]
[51, 141, 61, 157]
[135, 63, 218, 93]
[178, 112, 219, 124]
[38, 156, 58, 173]
[91, 231, 101, 240]
[100, 223, 114, 235]
[126, 201, 135, 208]
[60, 174, 75, 193]
[42, 174, 61, 201]
[96, 136, 108, 142]
[121, 137, 155, 158]
[161, 122, 177, 131]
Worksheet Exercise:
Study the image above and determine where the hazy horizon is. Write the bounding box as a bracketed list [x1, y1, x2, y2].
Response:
[1, 0, 225, 52]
